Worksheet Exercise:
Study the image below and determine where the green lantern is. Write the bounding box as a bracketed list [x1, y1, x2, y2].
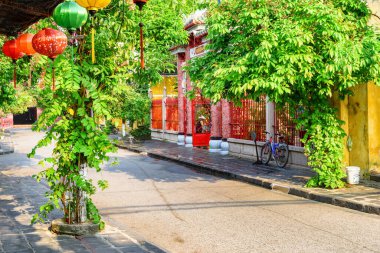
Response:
[53, 0, 88, 33]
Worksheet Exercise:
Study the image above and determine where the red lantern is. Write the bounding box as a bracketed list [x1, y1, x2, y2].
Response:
[133, 0, 147, 9]
[32, 28, 68, 59]
[2, 39, 24, 60]
[17, 33, 36, 56]
[2, 39, 24, 88]
[32, 28, 68, 90]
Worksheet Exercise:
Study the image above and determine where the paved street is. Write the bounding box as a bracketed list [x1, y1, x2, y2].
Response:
[1, 129, 380, 253]
[0, 129, 164, 253]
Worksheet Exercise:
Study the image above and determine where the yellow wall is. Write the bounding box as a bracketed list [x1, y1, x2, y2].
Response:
[348, 84, 370, 175]
[367, 83, 380, 173]
[334, 83, 380, 176]
[151, 75, 178, 99]
[334, 1, 380, 175]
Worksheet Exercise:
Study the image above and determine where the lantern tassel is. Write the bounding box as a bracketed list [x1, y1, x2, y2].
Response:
[92, 27, 96, 64]
[29, 68, 32, 87]
[52, 60, 56, 91]
[13, 60, 16, 89]
[139, 22, 144, 69]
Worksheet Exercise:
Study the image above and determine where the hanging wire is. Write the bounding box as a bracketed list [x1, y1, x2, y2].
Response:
[71, 41, 74, 65]
[28, 56, 32, 87]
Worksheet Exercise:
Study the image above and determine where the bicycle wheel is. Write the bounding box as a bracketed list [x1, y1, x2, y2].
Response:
[275, 144, 289, 168]
[260, 142, 271, 165]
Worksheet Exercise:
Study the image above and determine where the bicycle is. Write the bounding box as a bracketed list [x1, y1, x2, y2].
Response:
[260, 131, 289, 168]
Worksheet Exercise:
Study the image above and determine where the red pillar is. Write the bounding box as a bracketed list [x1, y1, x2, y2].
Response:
[185, 46, 192, 136]
[177, 53, 186, 134]
[209, 101, 222, 152]
[222, 99, 231, 138]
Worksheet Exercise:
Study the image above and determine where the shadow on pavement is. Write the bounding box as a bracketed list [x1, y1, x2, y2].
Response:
[105, 150, 221, 184]
[99, 199, 317, 216]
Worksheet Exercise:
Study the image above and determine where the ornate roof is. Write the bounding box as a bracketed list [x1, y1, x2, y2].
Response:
[184, 9, 207, 31]
[0, 0, 63, 36]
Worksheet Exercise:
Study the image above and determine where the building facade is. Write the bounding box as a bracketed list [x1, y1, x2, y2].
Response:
[151, 5, 380, 175]
[152, 10, 307, 167]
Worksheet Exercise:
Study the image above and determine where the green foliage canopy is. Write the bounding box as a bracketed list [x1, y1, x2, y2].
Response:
[188, 0, 380, 188]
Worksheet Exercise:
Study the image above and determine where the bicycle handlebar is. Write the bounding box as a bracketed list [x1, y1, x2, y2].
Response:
[263, 132, 285, 138]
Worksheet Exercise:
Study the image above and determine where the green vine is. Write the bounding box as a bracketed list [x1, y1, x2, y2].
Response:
[21, 0, 198, 226]
[188, 0, 380, 188]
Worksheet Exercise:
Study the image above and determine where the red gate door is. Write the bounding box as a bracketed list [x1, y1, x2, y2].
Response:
[192, 97, 211, 147]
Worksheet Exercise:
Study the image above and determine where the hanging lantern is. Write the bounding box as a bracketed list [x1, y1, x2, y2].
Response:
[75, 0, 111, 13]
[53, 0, 88, 34]
[2, 39, 24, 60]
[133, 0, 148, 69]
[76, 0, 112, 63]
[2, 39, 24, 88]
[17, 33, 36, 56]
[17, 33, 36, 87]
[32, 28, 68, 59]
[133, 0, 147, 9]
[32, 28, 68, 90]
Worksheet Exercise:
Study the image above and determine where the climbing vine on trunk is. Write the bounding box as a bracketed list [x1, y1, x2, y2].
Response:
[24, 0, 196, 226]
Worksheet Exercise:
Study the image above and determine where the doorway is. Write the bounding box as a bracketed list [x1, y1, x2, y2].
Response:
[192, 97, 211, 147]
[13, 107, 37, 125]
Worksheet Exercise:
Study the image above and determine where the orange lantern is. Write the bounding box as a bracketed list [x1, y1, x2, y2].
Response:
[17, 33, 36, 87]
[17, 33, 36, 56]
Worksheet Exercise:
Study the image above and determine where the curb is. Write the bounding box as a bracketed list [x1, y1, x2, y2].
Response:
[116, 144, 380, 216]
[0, 149, 14, 155]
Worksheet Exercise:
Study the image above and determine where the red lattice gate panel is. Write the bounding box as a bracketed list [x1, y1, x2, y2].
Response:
[165, 97, 179, 131]
[151, 99, 162, 129]
[274, 104, 303, 147]
[230, 97, 266, 141]
[0, 116, 13, 129]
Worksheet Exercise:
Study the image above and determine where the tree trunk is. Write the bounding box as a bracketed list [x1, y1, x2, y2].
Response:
[122, 119, 126, 137]
[77, 163, 87, 223]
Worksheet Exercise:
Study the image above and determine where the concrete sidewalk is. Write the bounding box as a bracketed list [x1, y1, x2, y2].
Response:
[116, 139, 380, 216]
[0, 171, 167, 253]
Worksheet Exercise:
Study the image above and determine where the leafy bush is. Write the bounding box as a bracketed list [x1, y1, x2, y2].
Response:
[102, 121, 118, 135]
[130, 124, 151, 140]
